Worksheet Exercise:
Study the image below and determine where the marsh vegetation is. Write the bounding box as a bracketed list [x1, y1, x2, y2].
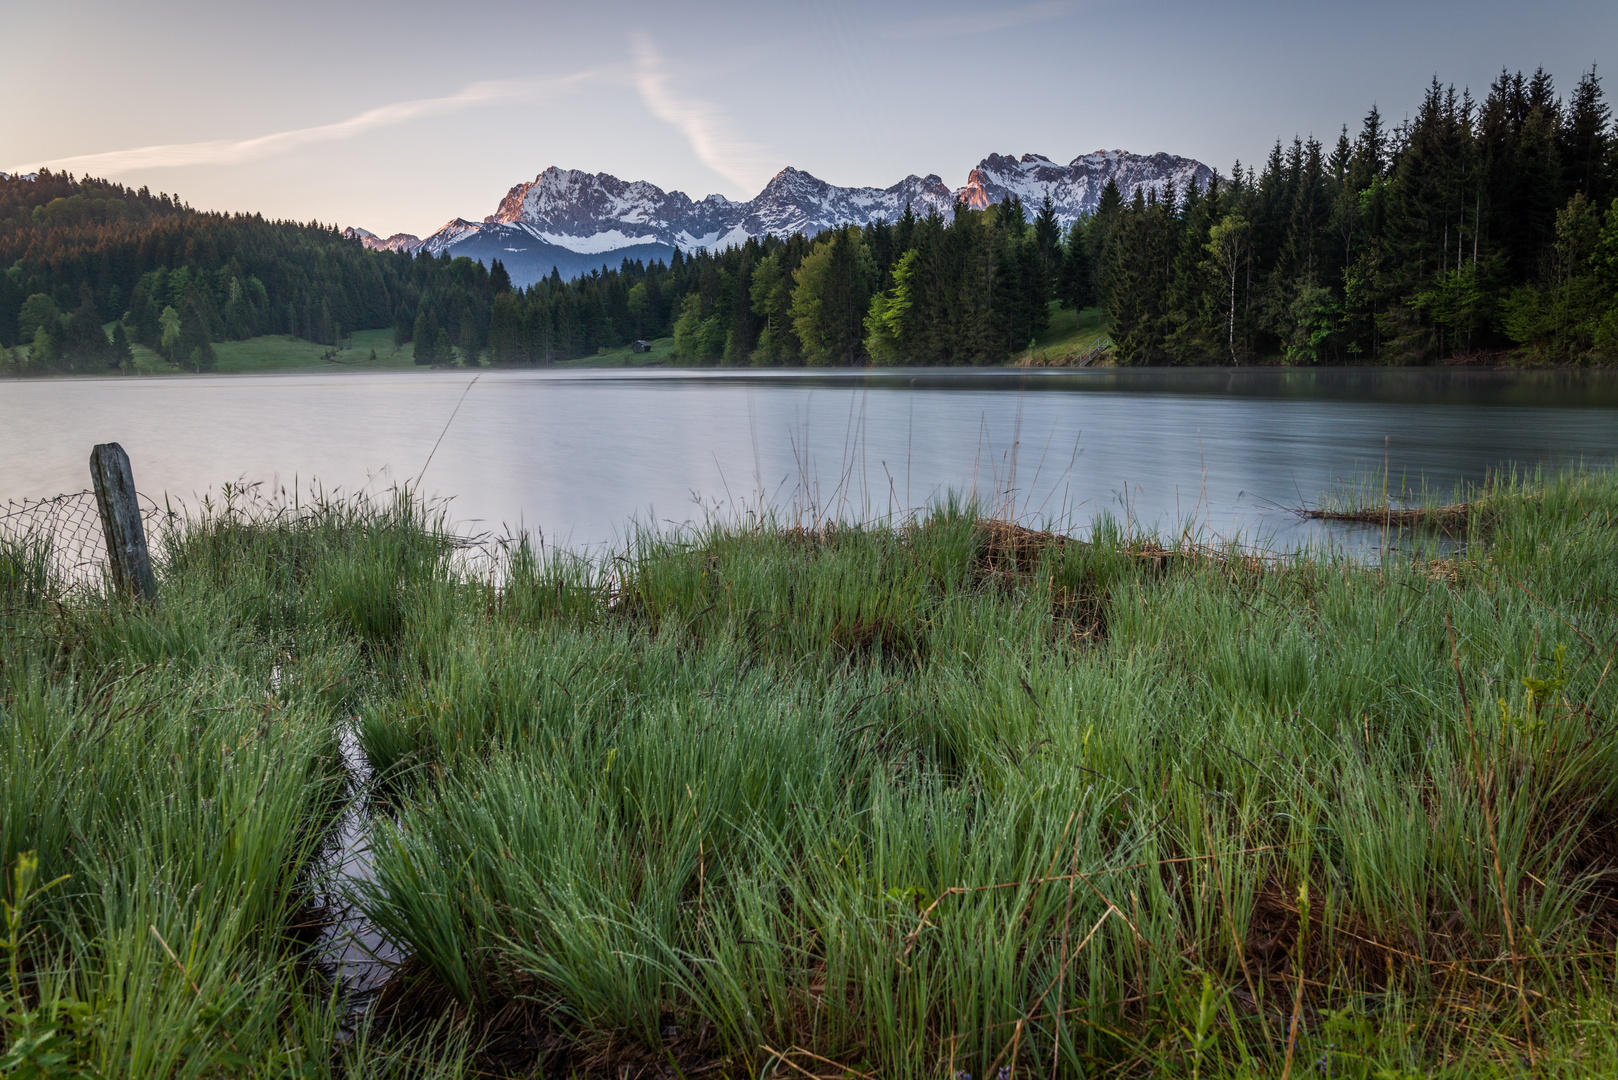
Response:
[2, 469, 1616, 1077]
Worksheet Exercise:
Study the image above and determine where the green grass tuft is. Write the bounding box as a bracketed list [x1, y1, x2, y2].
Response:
[3, 469, 1617, 1077]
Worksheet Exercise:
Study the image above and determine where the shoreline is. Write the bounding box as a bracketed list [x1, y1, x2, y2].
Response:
[6, 470, 1616, 1075]
[7, 357, 1618, 381]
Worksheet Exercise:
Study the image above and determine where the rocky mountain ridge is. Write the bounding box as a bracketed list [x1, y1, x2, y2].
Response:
[348, 149, 1211, 286]
[341, 226, 423, 253]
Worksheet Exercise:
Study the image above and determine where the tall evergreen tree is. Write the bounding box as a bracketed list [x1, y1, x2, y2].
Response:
[109, 320, 134, 370]
[458, 308, 480, 365]
[1561, 65, 1613, 206]
[1031, 195, 1065, 306]
[412, 308, 441, 364]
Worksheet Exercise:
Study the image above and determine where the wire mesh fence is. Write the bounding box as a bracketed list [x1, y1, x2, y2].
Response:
[3, 480, 527, 599]
[0, 490, 164, 589]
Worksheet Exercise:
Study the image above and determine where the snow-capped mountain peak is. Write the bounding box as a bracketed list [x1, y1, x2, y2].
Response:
[342, 226, 422, 253]
[352, 148, 1211, 285]
[959, 150, 1211, 216]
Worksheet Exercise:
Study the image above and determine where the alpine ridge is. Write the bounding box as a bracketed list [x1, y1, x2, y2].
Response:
[349, 150, 1211, 287]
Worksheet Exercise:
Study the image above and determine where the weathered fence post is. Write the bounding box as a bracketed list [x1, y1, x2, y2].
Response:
[90, 442, 157, 599]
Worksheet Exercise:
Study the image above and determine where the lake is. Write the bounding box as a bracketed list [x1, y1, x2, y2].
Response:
[3, 366, 1615, 553]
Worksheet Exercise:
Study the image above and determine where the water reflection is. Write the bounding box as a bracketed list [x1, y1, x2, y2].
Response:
[2, 366, 1613, 553]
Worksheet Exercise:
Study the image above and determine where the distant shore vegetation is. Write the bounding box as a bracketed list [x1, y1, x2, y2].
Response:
[3, 64, 1616, 375]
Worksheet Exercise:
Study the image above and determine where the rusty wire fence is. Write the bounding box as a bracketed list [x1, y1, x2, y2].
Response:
[0, 490, 166, 591]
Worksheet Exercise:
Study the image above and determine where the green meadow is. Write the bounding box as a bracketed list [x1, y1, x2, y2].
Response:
[83, 328, 676, 376]
[1016, 305, 1112, 366]
[2, 470, 1616, 1078]
[122, 329, 423, 376]
[555, 335, 676, 368]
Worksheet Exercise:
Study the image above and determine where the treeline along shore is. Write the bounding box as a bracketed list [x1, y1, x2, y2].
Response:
[3, 468, 1617, 1076]
[3, 63, 1616, 374]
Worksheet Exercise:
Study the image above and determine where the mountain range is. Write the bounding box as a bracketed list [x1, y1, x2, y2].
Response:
[345, 150, 1211, 287]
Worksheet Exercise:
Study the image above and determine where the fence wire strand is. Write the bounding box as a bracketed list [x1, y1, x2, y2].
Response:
[0, 490, 163, 588]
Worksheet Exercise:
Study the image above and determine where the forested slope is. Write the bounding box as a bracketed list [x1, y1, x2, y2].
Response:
[3, 65, 1615, 374]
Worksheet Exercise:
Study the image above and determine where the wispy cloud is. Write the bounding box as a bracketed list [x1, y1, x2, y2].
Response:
[631, 35, 777, 195]
[875, 1, 1074, 39]
[8, 70, 607, 176]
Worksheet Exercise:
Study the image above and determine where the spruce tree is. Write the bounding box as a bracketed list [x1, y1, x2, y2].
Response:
[458, 309, 480, 365]
[1560, 66, 1612, 206]
[1060, 218, 1095, 310]
[490, 258, 512, 294]
[110, 321, 134, 370]
[1351, 105, 1388, 190]
[412, 309, 440, 364]
[1032, 196, 1065, 306]
[1104, 188, 1172, 364]
[177, 301, 215, 371]
[487, 292, 523, 365]
[128, 284, 161, 346]
[64, 298, 110, 369]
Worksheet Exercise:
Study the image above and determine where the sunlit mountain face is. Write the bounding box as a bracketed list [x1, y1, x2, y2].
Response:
[347, 149, 1210, 287]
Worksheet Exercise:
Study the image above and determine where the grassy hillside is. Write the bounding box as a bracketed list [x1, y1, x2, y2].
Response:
[121, 328, 421, 375]
[3, 469, 1617, 1077]
[555, 334, 675, 368]
[6, 328, 677, 376]
[1016, 304, 1112, 365]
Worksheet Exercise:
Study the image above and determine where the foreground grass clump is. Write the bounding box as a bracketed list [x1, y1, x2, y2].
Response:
[0, 491, 463, 1079]
[3, 471, 1617, 1077]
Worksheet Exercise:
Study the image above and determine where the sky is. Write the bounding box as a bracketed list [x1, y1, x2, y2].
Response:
[3, 0, 1614, 239]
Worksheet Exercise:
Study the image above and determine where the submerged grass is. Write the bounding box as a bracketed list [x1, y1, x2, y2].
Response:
[2, 469, 1616, 1077]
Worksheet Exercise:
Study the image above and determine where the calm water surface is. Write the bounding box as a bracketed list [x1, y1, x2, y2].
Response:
[3, 367, 1615, 552]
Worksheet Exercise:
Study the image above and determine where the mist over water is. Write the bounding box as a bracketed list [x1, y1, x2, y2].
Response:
[3, 367, 1615, 553]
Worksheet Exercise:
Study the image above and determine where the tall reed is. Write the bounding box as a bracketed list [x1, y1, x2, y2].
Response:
[4, 469, 1616, 1077]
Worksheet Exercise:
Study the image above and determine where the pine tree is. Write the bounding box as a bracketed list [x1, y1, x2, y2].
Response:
[458, 308, 480, 365]
[1560, 66, 1613, 206]
[1164, 177, 1220, 363]
[1060, 218, 1095, 309]
[487, 292, 523, 365]
[412, 309, 441, 364]
[1351, 105, 1388, 190]
[723, 249, 757, 364]
[1032, 196, 1065, 305]
[1481, 69, 1565, 280]
[110, 321, 134, 370]
[177, 301, 215, 371]
[490, 258, 513, 294]
[1088, 179, 1125, 312]
[63, 298, 110, 370]
[1105, 188, 1173, 363]
[128, 284, 161, 346]
[524, 296, 555, 364]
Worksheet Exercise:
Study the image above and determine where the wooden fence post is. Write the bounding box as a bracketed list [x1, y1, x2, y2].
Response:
[90, 442, 157, 599]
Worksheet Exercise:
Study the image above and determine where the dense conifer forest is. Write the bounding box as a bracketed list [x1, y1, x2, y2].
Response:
[3, 65, 1615, 373]
[0, 173, 415, 371]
